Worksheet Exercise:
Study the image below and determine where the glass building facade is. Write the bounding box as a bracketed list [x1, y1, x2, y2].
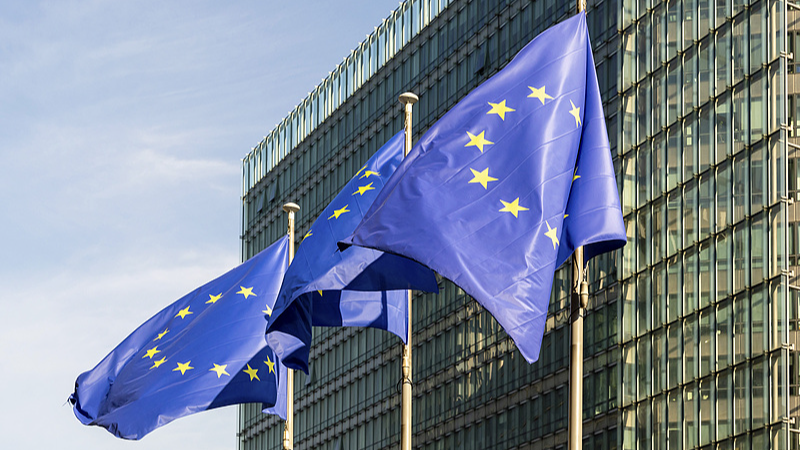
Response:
[239, 0, 799, 448]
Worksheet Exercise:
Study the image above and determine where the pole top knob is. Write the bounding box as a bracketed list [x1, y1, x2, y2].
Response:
[398, 92, 419, 105]
[283, 202, 300, 213]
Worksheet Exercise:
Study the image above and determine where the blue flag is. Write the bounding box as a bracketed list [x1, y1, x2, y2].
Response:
[341, 13, 625, 363]
[70, 237, 290, 440]
[266, 131, 438, 372]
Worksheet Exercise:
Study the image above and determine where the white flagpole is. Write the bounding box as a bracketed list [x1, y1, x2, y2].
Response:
[398, 92, 418, 450]
[569, 4, 587, 450]
[282, 202, 300, 450]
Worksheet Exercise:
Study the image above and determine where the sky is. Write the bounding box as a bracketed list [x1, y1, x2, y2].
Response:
[0, 1, 400, 448]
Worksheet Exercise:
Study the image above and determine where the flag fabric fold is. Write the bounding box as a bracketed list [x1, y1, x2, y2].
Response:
[70, 236, 290, 440]
[341, 13, 625, 363]
[266, 131, 439, 373]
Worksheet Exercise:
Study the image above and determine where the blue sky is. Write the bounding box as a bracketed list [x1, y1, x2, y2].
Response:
[0, 1, 399, 448]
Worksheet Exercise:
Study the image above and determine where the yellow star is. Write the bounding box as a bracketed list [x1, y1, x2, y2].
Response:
[486, 100, 515, 120]
[465, 131, 494, 153]
[573, 167, 581, 183]
[302, 230, 313, 242]
[527, 86, 553, 104]
[262, 304, 273, 316]
[153, 328, 169, 341]
[206, 293, 222, 304]
[173, 361, 194, 375]
[353, 182, 375, 196]
[360, 170, 380, 179]
[175, 306, 193, 319]
[142, 346, 161, 359]
[354, 165, 367, 178]
[243, 364, 260, 381]
[264, 356, 275, 374]
[237, 286, 256, 299]
[545, 221, 560, 249]
[468, 168, 499, 189]
[328, 205, 350, 220]
[209, 363, 230, 378]
[317, 290, 323, 296]
[499, 198, 530, 218]
[150, 356, 167, 370]
[569, 100, 581, 127]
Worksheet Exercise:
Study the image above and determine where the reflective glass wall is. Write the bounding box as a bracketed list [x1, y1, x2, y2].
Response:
[240, 0, 794, 449]
[617, 0, 790, 448]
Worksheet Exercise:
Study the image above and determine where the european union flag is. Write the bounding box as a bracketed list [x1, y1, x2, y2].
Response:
[341, 14, 626, 363]
[266, 131, 438, 372]
[70, 237, 290, 439]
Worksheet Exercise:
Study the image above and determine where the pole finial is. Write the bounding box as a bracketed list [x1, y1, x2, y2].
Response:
[398, 92, 419, 105]
[283, 202, 300, 213]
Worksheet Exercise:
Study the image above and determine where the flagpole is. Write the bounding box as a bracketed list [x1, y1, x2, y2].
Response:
[282, 202, 300, 450]
[569, 3, 586, 449]
[398, 92, 418, 450]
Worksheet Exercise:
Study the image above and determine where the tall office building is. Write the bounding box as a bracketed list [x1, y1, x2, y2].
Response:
[239, 0, 797, 448]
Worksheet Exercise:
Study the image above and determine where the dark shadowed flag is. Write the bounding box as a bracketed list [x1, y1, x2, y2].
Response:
[70, 236, 290, 439]
[266, 131, 438, 372]
[341, 13, 625, 363]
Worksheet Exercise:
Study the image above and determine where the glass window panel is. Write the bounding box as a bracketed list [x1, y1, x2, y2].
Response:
[717, 161, 730, 231]
[653, 69, 665, 131]
[751, 284, 766, 355]
[732, 223, 749, 292]
[653, 198, 664, 262]
[685, 248, 698, 313]
[653, 136, 665, 199]
[623, 94, 636, 152]
[717, 231, 730, 299]
[668, 322, 683, 388]
[698, 37, 713, 103]
[638, 337, 652, 401]
[685, 381, 699, 448]
[770, 205, 784, 279]
[683, 0, 695, 49]
[638, 145, 651, 208]
[683, 47, 696, 113]
[638, 83, 651, 145]
[716, 23, 730, 96]
[716, 94, 731, 161]
[699, 377, 715, 445]
[623, 277, 636, 342]
[667, 127, 681, 192]
[653, 328, 666, 393]
[731, 292, 750, 368]
[752, 358, 766, 427]
[750, 1, 765, 73]
[622, 152, 636, 214]
[699, 308, 715, 375]
[624, 214, 636, 279]
[718, 369, 732, 440]
[733, 364, 750, 434]
[732, 14, 747, 82]
[638, 208, 651, 272]
[685, 313, 699, 380]
[667, 190, 681, 255]
[718, 300, 732, 370]
[750, 74, 765, 141]
[684, 113, 697, 180]
[667, 389, 682, 449]
[637, 399, 652, 450]
[637, 18, 651, 82]
[733, 152, 749, 223]
[699, 173, 714, 238]
[667, 255, 682, 322]
[638, 271, 652, 335]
